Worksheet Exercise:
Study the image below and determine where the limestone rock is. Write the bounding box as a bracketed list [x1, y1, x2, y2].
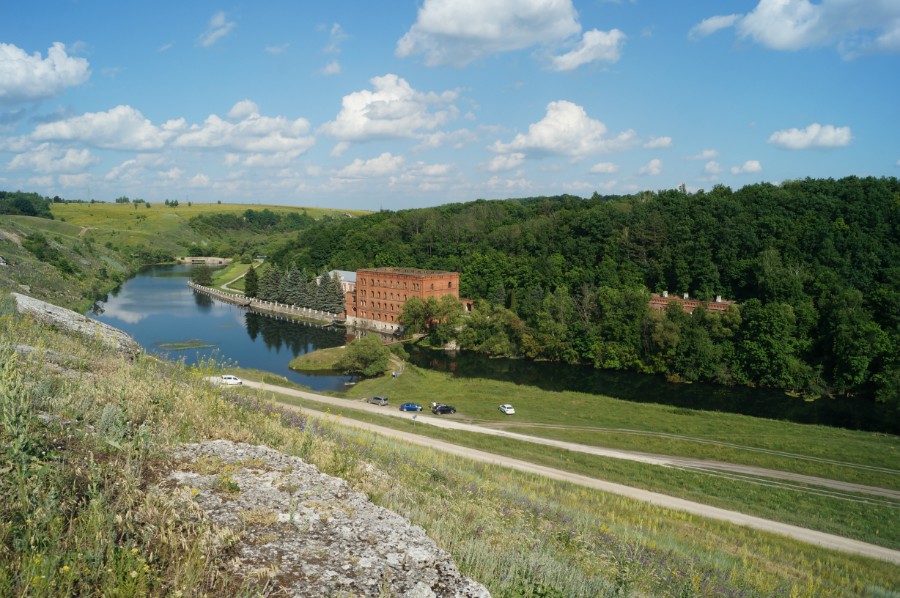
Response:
[11, 292, 141, 359]
[168, 440, 490, 598]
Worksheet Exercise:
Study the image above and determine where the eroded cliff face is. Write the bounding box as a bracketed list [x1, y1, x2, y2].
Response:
[12, 292, 142, 359]
[164, 441, 490, 598]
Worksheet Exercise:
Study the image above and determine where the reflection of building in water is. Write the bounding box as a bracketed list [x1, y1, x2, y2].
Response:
[331, 267, 473, 333]
[648, 291, 736, 315]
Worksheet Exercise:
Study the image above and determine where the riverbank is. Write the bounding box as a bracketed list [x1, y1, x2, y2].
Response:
[188, 280, 338, 324]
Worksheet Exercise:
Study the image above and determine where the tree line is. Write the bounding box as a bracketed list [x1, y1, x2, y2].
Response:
[264, 176, 898, 408]
[249, 265, 345, 315]
[0, 191, 54, 219]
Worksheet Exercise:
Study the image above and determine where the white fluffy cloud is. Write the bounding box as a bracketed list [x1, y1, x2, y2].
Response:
[337, 152, 405, 178]
[692, 1, 900, 57]
[7, 143, 97, 173]
[639, 158, 662, 175]
[704, 161, 723, 174]
[767, 123, 852, 149]
[644, 136, 672, 149]
[320, 74, 458, 142]
[397, 0, 580, 67]
[175, 101, 314, 154]
[589, 161, 619, 174]
[198, 12, 235, 48]
[0, 42, 90, 104]
[687, 149, 719, 160]
[490, 100, 637, 158]
[550, 28, 627, 71]
[30, 105, 180, 151]
[731, 160, 762, 174]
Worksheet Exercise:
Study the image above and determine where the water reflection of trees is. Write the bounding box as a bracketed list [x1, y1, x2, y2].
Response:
[244, 311, 344, 357]
[408, 347, 898, 433]
[193, 291, 214, 310]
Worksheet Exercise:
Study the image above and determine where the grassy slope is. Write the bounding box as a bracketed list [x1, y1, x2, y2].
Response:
[278, 348, 900, 550]
[1, 308, 898, 597]
[0, 215, 133, 311]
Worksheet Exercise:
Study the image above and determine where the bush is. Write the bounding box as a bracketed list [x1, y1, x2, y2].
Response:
[336, 334, 390, 377]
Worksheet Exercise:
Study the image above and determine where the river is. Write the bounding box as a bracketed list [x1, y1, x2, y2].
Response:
[89, 265, 896, 433]
[87, 265, 352, 391]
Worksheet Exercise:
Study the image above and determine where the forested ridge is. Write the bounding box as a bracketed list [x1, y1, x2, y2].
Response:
[269, 176, 898, 406]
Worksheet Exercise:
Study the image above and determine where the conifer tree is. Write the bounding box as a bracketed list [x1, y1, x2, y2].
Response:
[243, 265, 259, 298]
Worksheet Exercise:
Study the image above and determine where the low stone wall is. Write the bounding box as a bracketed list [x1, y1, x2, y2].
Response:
[188, 281, 338, 324]
[176, 256, 233, 266]
[344, 315, 402, 335]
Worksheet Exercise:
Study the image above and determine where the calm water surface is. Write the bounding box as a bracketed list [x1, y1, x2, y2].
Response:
[87, 265, 352, 391]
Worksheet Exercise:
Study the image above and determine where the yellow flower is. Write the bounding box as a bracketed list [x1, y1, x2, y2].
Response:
[60, 565, 70, 573]
[131, 547, 138, 554]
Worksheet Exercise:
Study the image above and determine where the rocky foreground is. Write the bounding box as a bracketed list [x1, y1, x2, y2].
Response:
[166, 441, 490, 597]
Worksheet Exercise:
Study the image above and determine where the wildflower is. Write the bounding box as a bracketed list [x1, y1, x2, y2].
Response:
[60, 565, 70, 573]
[131, 547, 138, 554]
[130, 570, 138, 578]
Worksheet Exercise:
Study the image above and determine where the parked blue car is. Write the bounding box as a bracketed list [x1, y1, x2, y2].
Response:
[399, 402, 423, 412]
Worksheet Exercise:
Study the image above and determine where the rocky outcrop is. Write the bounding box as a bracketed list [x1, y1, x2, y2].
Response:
[11, 292, 141, 359]
[167, 440, 490, 598]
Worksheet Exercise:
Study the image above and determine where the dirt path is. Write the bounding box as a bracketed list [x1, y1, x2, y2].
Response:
[232, 379, 900, 564]
[220, 260, 262, 293]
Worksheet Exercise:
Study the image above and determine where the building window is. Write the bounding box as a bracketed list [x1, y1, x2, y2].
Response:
[431, 283, 434, 290]
[448, 281, 452, 288]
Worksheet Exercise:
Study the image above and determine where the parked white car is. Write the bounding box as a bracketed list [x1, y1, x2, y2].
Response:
[221, 374, 243, 385]
[499, 404, 515, 415]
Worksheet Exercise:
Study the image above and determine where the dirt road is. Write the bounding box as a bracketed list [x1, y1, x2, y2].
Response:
[236, 378, 900, 564]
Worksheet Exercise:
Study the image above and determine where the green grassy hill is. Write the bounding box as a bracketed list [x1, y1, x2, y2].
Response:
[0, 201, 368, 312]
[0, 215, 132, 311]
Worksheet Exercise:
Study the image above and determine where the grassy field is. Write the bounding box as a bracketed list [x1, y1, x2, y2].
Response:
[338, 359, 900, 492]
[252, 382, 900, 551]
[2, 306, 898, 596]
[50, 201, 367, 266]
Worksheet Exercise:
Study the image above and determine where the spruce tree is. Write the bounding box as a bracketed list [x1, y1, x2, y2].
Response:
[243, 265, 259, 298]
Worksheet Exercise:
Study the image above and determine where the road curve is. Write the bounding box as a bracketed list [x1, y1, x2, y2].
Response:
[233, 378, 900, 565]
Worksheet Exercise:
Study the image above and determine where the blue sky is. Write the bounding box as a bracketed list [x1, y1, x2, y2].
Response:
[1, 0, 898, 210]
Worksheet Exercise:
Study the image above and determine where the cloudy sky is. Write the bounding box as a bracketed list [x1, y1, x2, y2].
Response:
[1, 0, 898, 210]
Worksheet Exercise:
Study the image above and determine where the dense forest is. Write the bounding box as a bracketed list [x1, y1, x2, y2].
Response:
[267, 176, 899, 406]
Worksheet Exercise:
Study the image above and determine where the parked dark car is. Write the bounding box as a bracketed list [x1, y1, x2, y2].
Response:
[399, 402, 423, 412]
[431, 404, 456, 415]
[367, 395, 389, 406]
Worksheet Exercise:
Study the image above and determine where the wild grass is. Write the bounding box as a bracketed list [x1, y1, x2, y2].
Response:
[1, 304, 898, 596]
[345, 363, 900, 491]
[258, 389, 900, 549]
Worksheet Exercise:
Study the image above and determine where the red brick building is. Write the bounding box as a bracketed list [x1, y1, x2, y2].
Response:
[648, 291, 735, 314]
[344, 267, 466, 331]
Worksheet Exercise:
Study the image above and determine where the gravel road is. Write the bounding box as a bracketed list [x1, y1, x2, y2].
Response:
[230, 378, 900, 565]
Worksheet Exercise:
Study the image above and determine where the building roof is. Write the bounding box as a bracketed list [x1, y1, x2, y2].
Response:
[329, 269, 356, 283]
[357, 267, 456, 277]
